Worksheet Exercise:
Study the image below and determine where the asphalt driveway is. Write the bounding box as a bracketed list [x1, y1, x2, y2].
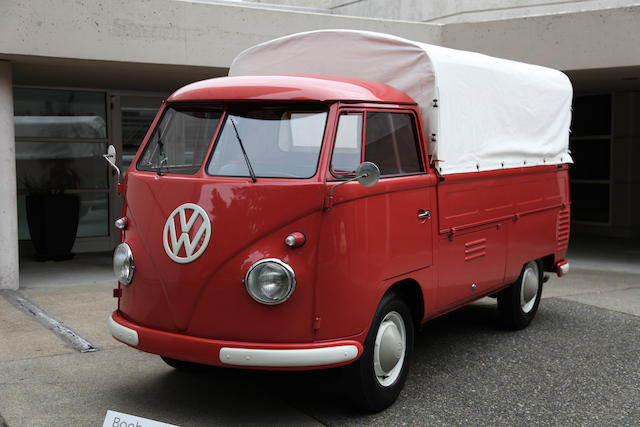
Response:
[0, 266, 638, 426]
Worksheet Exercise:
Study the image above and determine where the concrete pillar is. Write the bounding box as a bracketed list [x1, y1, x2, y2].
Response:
[0, 61, 19, 290]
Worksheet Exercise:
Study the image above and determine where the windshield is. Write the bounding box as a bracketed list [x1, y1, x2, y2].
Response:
[207, 105, 328, 179]
[137, 105, 222, 175]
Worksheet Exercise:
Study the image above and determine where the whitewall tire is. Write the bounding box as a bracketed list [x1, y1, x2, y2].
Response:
[346, 292, 414, 412]
[498, 260, 543, 330]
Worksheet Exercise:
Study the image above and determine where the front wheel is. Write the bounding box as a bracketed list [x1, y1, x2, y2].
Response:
[346, 292, 414, 412]
[498, 260, 543, 330]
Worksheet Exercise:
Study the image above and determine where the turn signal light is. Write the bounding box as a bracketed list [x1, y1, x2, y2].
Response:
[115, 217, 128, 230]
[285, 232, 306, 248]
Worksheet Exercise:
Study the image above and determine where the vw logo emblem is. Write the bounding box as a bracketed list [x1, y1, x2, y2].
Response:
[163, 203, 211, 264]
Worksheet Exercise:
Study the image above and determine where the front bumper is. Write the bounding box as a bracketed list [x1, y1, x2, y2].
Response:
[109, 311, 362, 370]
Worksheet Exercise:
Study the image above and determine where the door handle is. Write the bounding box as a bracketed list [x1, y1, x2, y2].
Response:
[418, 209, 431, 220]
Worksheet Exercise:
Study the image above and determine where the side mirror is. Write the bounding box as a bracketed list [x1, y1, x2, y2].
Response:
[355, 161, 380, 188]
[326, 162, 380, 210]
[103, 144, 121, 185]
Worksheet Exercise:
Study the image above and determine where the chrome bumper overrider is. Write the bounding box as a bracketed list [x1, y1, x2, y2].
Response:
[557, 260, 570, 277]
[219, 345, 358, 367]
[108, 313, 139, 346]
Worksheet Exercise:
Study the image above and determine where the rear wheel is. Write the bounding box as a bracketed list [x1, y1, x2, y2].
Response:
[498, 260, 543, 330]
[346, 292, 414, 412]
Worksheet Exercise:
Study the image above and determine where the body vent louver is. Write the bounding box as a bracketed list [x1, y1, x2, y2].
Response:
[557, 209, 570, 252]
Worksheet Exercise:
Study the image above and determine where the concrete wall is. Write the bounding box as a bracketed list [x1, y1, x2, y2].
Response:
[3, 1, 638, 79]
[442, 6, 640, 71]
[246, 0, 639, 23]
[0, 0, 440, 71]
[243, 2, 640, 73]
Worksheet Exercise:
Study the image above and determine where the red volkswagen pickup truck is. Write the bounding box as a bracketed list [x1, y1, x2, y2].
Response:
[107, 30, 572, 411]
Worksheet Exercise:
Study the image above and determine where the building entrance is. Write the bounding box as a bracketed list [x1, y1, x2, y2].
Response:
[15, 87, 111, 255]
[14, 89, 164, 256]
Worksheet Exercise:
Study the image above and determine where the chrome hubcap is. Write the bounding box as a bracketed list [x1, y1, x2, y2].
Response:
[373, 311, 406, 387]
[520, 262, 540, 314]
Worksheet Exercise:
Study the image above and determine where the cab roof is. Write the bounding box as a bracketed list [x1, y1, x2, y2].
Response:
[167, 75, 416, 105]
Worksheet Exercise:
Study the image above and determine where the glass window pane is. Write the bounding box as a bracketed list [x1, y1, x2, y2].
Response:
[14, 88, 107, 139]
[16, 141, 108, 191]
[77, 193, 109, 237]
[17, 194, 30, 240]
[365, 112, 424, 176]
[390, 113, 423, 174]
[17, 192, 109, 240]
[138, 105, 222, 175]
[278, 112, 326, 150]
[122, 107, 159, 173]
[569, 138, 610, 180]
[332, 113, 362, 174]
[208, 105, 327, 179]
[365, 112, 396, 174]
[571, 182, 609, 223]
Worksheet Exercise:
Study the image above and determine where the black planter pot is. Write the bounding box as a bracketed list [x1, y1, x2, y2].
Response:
[26, 194, 80, 261]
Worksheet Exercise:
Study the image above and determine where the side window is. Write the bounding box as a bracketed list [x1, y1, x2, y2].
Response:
[331, 112, 363, 174]
[364, 112, 424, 176]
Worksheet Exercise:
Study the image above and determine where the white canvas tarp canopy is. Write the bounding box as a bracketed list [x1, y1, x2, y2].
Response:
[229, 29, 573, 175]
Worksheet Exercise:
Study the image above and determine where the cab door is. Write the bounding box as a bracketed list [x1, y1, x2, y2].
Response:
[315, 107, 436, 340]
[360, 109, 434, 275]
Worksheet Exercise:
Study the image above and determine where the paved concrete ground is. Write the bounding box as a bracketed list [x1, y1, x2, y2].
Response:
[18, 252, 113, 288]
[1, 240, 638, 426]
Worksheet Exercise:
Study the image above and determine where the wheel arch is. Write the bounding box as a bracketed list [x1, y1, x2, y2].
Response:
[541, 254, 555, 272]
[383, 279, 425, 328]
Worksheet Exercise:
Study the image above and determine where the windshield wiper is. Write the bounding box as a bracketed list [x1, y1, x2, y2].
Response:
[229, 117, 257, 183]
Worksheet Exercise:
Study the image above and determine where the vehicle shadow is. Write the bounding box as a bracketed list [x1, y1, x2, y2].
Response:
[105, 299, 518, 424]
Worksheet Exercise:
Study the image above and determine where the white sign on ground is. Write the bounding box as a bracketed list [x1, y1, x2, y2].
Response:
[102, 410, 178, 427]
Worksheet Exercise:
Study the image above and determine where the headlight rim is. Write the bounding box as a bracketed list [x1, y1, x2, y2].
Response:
[114, 242, 135, 285]
[244, 258, 296, 305]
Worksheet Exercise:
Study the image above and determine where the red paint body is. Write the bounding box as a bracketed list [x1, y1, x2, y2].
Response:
[111, 75, 570, 369]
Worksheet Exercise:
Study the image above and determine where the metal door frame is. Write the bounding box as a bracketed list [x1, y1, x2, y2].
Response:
[108, 93, 166, 248]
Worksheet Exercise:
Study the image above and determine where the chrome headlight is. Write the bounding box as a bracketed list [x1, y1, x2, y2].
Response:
[113, 243, 135, 285]
[245, 258, 295, 305]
